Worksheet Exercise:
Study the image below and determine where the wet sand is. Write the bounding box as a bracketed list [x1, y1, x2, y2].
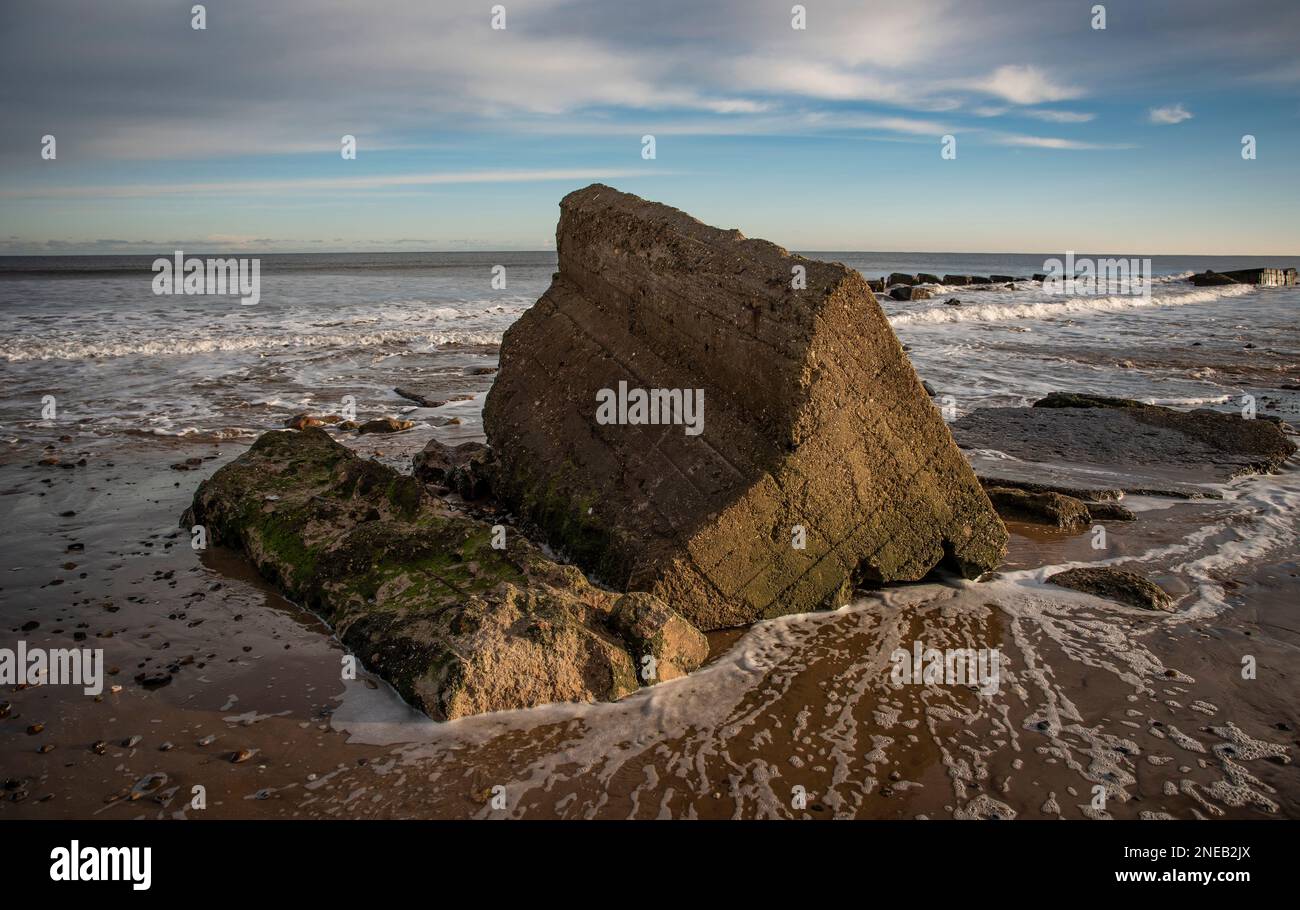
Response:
[1, 430, 1297, 820]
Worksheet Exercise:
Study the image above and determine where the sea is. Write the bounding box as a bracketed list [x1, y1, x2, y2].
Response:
[2, 251, 1297, 453]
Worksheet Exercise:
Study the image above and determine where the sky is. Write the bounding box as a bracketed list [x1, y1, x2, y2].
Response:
[1, 0, 1298, 255]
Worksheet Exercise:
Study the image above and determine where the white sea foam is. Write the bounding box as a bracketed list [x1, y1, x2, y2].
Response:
[330, 557, 1292, 818]
[0, 329, 505, 362]
[1142, 395, 1233, 407]
[889, 284, 1255, 327]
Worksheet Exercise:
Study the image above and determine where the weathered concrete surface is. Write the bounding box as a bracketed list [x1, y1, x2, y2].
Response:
[1189, 268, 1297, 287]
[954, 394, 1297, 498]
[482, 184, 1007, 630]
[609, 591, 708, 682]
[184, 429, 705, 720]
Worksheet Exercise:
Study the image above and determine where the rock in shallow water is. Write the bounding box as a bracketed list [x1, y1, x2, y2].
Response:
[356, 417, 415, 435]
[183, 429, 703, 720]
[481, 184, 1007, 630]
[1047, 566, 1175, 612]
[413, 439, 493, 499]
[954, 393, 1297, 493]
[983, 486, 1091, 530]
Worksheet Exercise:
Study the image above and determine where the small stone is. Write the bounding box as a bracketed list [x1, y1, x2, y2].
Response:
[357, 416, 415, 435]
[286, 413, 325, 431]
[129, 772, 168, 801]
[135, 672, 172, 689]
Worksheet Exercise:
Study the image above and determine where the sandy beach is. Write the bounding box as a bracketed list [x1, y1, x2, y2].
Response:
[3, 329, 1297, 819]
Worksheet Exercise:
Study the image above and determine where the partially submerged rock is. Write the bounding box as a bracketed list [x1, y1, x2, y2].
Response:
[1047, 566, 1175, 612]
[954, 393, 1296, 496]
[1188, 271, 1241, 287]
[183, 429, 704, 720]
[1189, 267, 1296, 287]
[413, 439, 494, 500]
[1035, 393, 1295, 472]
[983, 486, 1091, 530]
[1085, 500, 1137, 522]
[286, 413, 343, 430]
[482, 184, 1007, 630]
[357, 417, 415, 435]
[889, 286, 932, 301]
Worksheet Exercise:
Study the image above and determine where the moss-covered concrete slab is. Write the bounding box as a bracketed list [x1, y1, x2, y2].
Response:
[183, 429, 703, 720]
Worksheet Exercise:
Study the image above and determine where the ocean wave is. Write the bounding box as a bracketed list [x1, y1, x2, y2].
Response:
[1141, 395, 1233, 407]
[123, 426, 261, 441]
[888, 283, 1255, 327]
[0, 329, 504, 362]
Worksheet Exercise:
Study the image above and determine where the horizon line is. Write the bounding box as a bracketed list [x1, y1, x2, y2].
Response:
[1, 248, 1298, 260]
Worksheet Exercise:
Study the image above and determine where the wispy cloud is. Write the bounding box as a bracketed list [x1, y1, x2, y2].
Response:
[1149, 103, 1193, 124]
[0, 168, 666, 200]
[992, 134, 1135, 150]
[973, 65, 1085, 105]
[1024, 109, 1095, 123]
[1, 0, 1297, 254]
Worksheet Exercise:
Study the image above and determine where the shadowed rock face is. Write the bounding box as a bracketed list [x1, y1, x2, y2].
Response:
[183, 429, 704, 720]
[482, 184, 1007, 630]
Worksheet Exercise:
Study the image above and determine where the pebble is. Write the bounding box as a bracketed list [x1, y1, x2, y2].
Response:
[197, 734, 216, 746]
[129, 772, 168, 801]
